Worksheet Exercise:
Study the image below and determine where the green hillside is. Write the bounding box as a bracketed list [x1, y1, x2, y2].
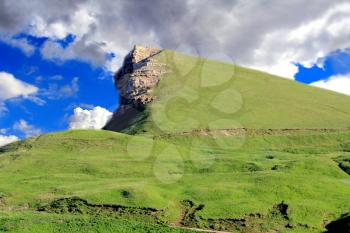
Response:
[1, 49, 350, 232]
[122, 50, 350, 134]
[0, 129, 349, 232]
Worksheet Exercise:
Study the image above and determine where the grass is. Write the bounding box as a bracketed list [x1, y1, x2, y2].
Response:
[0, 129, 349, 232]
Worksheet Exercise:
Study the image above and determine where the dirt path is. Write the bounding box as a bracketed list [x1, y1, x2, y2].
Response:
[173, 207, 186, 227]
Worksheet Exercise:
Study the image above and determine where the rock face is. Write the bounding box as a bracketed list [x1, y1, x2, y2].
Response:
[116, 45, 167, 106]
[104, 45, 168, 132]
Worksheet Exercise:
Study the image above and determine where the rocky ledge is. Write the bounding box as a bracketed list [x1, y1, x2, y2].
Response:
[104, 45, 168, 131]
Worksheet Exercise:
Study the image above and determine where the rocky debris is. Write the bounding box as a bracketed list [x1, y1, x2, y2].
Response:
[104, 45, 168, 132]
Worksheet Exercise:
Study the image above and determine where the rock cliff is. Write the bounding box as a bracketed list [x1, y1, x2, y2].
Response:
[103, 45, 168, 132]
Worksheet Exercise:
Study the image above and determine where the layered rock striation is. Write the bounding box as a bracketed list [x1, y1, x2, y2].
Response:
[104, 45, 168, 131]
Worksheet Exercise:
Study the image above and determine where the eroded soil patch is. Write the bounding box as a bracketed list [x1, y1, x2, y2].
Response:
[160, 128, 350, 138]
[38, 197, 166, 224]
[176, 200, 309, 233]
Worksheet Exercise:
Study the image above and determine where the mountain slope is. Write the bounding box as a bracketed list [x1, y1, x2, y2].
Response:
[105, 48, 350, 134]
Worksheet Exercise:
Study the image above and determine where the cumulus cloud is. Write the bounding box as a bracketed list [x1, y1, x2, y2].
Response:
[69, 106, 112, 129]
[0, 134, 18, 147]
[1, 0, 350, 76]
[13, 119, 42, 137]
[310, 75, 350, 95]
[0, 72, 38, 100]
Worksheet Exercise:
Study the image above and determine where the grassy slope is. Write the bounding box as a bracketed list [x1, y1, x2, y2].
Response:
[131, 50, 350, 134]
[0, 130, 349, 232]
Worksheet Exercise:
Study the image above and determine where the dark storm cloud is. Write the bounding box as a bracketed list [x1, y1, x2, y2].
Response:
[0, 0, 88, 32]
[0, 0, 21, 31]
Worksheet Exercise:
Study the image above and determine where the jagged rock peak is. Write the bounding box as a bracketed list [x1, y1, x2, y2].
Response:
[115, 45, 168, 106]
[104, 45, 168, 132]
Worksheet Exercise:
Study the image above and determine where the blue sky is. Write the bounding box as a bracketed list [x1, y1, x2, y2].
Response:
[0, 34, 118, 142]
[0, 0, 350, 145]
[295, 49, 350, 84]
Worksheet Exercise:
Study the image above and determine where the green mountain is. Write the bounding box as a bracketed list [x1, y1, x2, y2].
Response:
[1, 46, 350, 233]
[105, 46, 350, 134]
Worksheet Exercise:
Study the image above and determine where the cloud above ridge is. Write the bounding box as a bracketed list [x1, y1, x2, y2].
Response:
[69, 106, 112, 130]
[1, 0, 350, 78]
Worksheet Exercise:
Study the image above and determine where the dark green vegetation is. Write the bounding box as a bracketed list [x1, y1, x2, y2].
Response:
[0, 213, 194, 233]
[1, 50, 350, 232]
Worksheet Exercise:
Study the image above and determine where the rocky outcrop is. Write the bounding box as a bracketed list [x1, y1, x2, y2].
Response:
[116, 45, 167, 106]
[104, 45, 168, 132]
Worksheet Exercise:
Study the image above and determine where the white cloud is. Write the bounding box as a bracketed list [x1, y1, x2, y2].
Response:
[310, 74, 350, 95]
[0, 134, 18, 147]
[69, 106, 113, 130]
[0, 72, 38, 100]
[0, 72, 39, 113]
[248, 2, 350, 78]
[29, 16, 68, 39]
[13, 120, 42, 137]
[0, 72, 77, 109]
